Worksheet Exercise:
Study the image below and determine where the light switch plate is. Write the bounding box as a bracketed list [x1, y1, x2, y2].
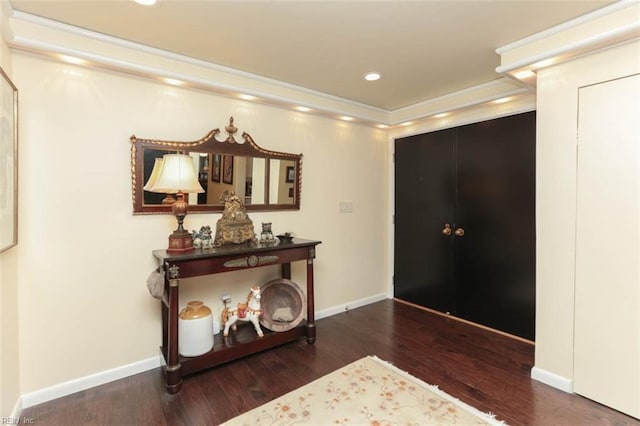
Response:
[339, 201, 353, 213]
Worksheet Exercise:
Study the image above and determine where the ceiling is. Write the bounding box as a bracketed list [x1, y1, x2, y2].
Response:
[9, 0, 613, 111]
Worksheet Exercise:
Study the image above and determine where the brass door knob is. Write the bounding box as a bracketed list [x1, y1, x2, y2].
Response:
[454, 227, 465, 237]
[442, 224, 452, 236]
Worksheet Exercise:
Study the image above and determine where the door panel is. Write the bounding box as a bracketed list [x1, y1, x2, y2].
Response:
[394, 129, 455, 312]
[455, 112, 536, 340]
[394, 112, 536, 340]
[574, 75, 639, 418]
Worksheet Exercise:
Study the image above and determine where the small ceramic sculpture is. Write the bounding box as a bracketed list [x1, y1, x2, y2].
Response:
[192, 225, 213, 249]
[260, 222, 275, 244]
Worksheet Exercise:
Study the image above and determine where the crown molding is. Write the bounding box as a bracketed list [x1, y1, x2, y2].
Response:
[496, 1, 640, 87]
[496, 0, 637, 55]
[390, 78, 530, 124]
[6, 7, 540, 129]
[389, 94, 535, 140]
[9, 9, 389, 118]
[8, 9, 394, 125]
[6, 2, 636, 128]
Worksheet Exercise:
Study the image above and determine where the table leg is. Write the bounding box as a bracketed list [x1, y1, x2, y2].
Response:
[282, 263, 291, 280]
[165, 276, 182, 393]
[161, 297, 168, 359]
[306, 250, 316, 344]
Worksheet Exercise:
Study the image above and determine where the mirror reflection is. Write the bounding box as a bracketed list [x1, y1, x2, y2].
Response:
[132, 117, 302, 214]
[269, 159, 297, 205]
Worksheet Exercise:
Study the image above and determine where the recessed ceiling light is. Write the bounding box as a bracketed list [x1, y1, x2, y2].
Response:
[377, 124, 388, 129]
[400, 121, 413, 127]
[296, 106, 312, 112]
[134, 0, 157, 5]
[363, 72, 381, 82]
[433, 112, 449, 118]
[239, 94, 258, 101]
[340, 116, 354, 121]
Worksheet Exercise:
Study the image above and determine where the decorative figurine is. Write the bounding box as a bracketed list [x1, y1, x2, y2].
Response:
[213, 190, 256, 247]
[192, 225, 213, 249]
[221, 286, 264, 338]
[276, 232, 296, 243]
[260, 222, 275, 244]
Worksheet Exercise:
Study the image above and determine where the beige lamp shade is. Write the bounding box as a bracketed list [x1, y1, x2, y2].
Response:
[147, 154, 204, 194]
[143, 158, 164, 191]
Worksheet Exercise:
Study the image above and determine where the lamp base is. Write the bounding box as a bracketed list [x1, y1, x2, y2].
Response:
[167, 230, 194, 253]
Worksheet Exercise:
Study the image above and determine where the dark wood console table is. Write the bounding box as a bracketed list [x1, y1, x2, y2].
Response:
[153, 238, 321, 394]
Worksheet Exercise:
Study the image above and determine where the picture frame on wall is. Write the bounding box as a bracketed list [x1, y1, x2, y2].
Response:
[286, 166, 295, 183]
[0, 66, 18, 254]
[222, 154, 234, 184]
[211, 154, 221, 182]
[198, 155, 209, 181]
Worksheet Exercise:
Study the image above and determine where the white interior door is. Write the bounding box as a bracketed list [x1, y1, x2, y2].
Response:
[574, 73, 640, 419]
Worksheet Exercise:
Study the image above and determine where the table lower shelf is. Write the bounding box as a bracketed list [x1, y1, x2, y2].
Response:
[161, 322, 308, 377]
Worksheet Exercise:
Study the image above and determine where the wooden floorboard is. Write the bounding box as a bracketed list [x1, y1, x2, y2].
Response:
[21, 300, 639, 425]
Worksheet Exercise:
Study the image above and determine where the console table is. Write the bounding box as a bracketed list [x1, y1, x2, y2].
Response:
[153, 238, 321, 394]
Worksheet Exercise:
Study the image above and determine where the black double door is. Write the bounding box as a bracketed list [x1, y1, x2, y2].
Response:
[394, 111, 536, 340]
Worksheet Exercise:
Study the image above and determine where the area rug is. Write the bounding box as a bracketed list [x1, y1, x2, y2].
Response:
[222, 356, 506, 425]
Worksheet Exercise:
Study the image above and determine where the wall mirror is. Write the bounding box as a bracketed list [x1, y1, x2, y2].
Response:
[131, 117, 302, 214]
[0, 67, 18, 253]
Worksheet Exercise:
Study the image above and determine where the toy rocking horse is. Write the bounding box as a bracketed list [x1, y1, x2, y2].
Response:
[221, 286, 264, 338]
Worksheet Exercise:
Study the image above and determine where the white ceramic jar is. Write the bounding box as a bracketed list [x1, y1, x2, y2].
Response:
[178, 301, 214, 357]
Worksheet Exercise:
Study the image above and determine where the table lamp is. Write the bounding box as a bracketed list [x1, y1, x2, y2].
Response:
[146, 154, 204, 253]
[143, 158, 176, 204]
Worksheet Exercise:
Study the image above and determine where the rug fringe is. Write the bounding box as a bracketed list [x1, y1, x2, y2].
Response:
[366, 355, 507, 425]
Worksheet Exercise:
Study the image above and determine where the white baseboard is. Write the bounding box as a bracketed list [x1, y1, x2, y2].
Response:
[316, 293, 389, 320]
[531, 366, 574, 393]
[20, 295, 388, 408]
[9, 397, 22, 421]
[21, 356, 162, 408]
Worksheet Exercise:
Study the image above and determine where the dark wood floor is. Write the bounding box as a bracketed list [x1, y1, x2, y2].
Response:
[22, 300, 639, 425]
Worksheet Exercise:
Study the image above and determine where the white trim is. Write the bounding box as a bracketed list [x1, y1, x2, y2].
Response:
[21, 356, 162, 408]
[495, 0, 638, 54]
[315, 293, 389, 320]
[9, 10, 388, 117]
[8, 10, 532, 128]
[392, 86, 529, 124]
[11, 38, 390, 127]
[18, 296, 387, 409]
[496, 22, 640, 75]
[392, 79, 527, 118]
[531, 366, 574, 393]
[389, 97, 536, 140]
[9, 397, 22, 422]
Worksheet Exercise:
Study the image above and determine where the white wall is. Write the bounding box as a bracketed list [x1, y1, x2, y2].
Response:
[534, 40, 640, 387]
[0, 248, 20, 418]
[0, 2, 21, 419]
[12, 52, 390, 396]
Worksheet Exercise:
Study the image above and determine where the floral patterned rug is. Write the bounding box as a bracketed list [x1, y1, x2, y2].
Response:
[222, 356, 506, 425]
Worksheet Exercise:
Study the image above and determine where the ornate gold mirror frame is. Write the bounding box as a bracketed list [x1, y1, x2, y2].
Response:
[131, 117, 302, 214]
